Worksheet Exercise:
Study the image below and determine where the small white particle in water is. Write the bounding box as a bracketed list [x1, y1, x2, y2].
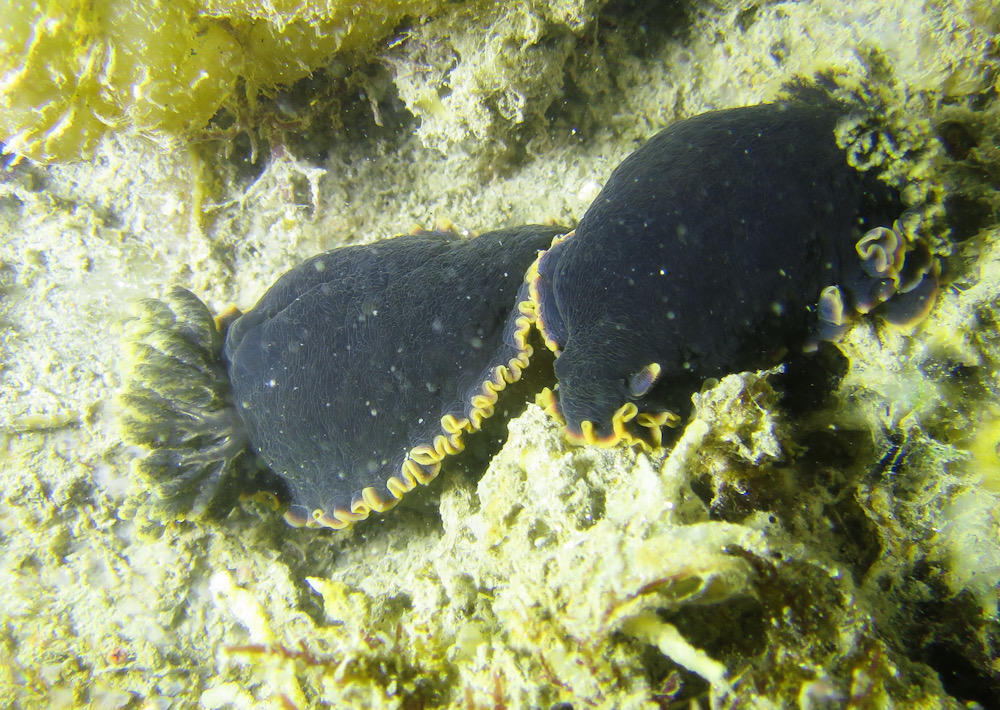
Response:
[267, 379, 277, 387]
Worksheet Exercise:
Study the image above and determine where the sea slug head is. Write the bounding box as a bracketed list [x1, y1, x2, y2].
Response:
[540, 334, 680, 450]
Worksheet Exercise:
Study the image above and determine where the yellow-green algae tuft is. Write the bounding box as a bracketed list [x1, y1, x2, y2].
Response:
[0, 0, 442, 163]
[0, 0, 612, 165]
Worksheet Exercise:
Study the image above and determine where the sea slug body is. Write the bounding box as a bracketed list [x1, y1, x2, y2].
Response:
[120, 225, 563, 528]
[526, 95, 939, 449]
[120, 89, 940, 530]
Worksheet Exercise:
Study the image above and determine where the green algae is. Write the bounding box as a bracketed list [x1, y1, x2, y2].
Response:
[0, 0, 444, 164]
[0, 0, 609, 166]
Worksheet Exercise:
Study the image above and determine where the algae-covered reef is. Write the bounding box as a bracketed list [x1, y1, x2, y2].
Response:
[2, 0, 1000, 708]
[0, 0, 446, 162]
[0, 0, 606, 163]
